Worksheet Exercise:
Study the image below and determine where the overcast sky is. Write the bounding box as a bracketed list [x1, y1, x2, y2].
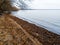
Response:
[13, 0, 60, 9]
[30, 0, 60, 9]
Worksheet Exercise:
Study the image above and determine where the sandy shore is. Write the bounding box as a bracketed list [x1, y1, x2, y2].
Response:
[9, 14, 60, 45]
[0, 14, 60, 45]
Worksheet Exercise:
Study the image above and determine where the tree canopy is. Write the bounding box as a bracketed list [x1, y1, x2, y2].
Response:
[0, 0, 33, 12]
[0, 0, 18, 11]
[13, 0, 33, 9]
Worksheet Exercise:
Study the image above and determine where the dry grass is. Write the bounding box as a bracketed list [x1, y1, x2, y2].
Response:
[0, 14, 42, 45]
[0, 14, 60, 45]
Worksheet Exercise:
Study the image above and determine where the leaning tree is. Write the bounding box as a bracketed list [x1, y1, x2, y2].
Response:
[0, 0, 18, 15]
[13, 0, 33, 10]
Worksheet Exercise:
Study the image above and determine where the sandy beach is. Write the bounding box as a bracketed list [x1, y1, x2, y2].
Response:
[0, 14, 60, 45]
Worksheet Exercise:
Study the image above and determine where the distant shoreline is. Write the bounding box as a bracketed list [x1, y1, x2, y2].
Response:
[19, 9, 60, 10]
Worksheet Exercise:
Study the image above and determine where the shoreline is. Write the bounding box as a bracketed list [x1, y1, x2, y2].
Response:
[9, 14, 60, 45]
[0, 14, 60, 45]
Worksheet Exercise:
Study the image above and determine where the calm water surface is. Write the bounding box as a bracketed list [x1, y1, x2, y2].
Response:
[12, 10, 60, 35]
